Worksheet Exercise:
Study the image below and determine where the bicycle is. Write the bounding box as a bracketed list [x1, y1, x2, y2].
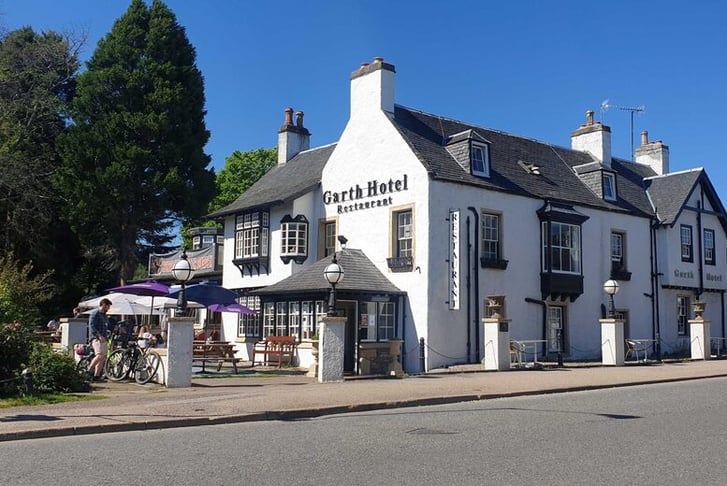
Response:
[105, 339, 161, 385]
[76, 333, 123, 381]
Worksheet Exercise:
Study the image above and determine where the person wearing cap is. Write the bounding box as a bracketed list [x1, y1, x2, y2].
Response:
[87, 298, 112, 382]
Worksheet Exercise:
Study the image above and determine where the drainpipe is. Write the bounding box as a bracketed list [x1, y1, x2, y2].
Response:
[722, 292, 725, 344]
[466, 216, 472, 363]
[697, 199, 704, 297]
[525, 297, 548, 363]
[467, 207, 481, 361]
[400, 294, 407, 373]
[651, 217, 662, 360]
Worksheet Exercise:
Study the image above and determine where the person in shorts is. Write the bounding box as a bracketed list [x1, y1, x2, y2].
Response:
[88, 298, 112, 382]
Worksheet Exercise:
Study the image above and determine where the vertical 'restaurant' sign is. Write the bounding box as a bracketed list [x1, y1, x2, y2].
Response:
[449, 209, 460, 310]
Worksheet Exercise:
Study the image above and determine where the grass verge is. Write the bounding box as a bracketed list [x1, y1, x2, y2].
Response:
[0, 393, 105, 408]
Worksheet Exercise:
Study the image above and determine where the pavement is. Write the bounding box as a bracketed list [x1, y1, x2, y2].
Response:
[3, 359, 727, 442]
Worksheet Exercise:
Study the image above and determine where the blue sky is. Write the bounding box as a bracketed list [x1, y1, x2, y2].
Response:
[3, 0, 727, 197]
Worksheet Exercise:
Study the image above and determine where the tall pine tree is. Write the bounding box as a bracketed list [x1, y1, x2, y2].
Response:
[56, 0, 216, 285]
[0, 27, 82, 309]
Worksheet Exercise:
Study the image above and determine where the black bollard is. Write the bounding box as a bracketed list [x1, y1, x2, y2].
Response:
[419, 337, 425, 373]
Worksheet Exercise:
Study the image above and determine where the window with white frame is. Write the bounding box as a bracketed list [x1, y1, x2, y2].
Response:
[359, 301, 395, 341]
[322, 221, 336, 258]
[611, 232, 623, 267]
[235, 211, 269, 259]
[288, 302, 300, 339]
[603, 173, 616, 201]
[262, 302, 275, 337]
[481, 212, 501, 262]
[542, 221, 581, 274]
[471, 143, 490, 178]
[677, 295, 690, 336]
[237, 296, 260, 337]
[275, 302, 288, 336]
[395, 210, 412, 258]
[280, 215, 308, 263]
[301, 301, 314, 340]
[704, 228, 716, 265]
[680, 225, 693, 262]
[547, 305, 567, 353]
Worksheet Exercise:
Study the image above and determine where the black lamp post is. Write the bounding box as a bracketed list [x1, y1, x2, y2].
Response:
[603, 279, 620, 318]
[323, 254, 344, 316]
[172, 249, 194, 314]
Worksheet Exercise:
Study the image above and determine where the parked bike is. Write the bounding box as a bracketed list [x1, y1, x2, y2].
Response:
[105, 339, 161, 385]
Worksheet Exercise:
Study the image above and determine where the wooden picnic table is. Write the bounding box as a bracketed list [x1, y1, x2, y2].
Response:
[34, 331, 61, 344]
[192, 341, 240, 373]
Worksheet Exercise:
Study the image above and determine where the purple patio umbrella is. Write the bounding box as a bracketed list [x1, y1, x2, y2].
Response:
[208, 303, 255, 315]
[167, 282, 239, 307]
[107, 280, 170, 324]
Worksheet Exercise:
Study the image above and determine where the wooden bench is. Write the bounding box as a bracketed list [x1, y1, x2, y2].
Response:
[252, 336, 297, 368]
[193, 341, 241, 373]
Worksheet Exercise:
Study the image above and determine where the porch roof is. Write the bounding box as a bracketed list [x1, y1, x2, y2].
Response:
[252, 248, 405, 296]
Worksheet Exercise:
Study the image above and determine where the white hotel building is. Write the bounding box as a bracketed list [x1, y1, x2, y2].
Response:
[208, 58, 727, 374]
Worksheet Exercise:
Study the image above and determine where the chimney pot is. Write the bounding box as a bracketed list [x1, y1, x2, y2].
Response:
[295, 111, 304, 128]
[360, 63, 369, 69]
[284, 107, 294, 126]
[641, 130, 649, 146]
[586, 110, 594, 126]
[373, 57, 384, 63]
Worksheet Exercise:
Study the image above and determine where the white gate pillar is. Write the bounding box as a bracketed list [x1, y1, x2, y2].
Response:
[600, 318, 625, 366]
[318, 316, 346, 382]
[482, 317, 511, 371]
[165, 316, 195, 387]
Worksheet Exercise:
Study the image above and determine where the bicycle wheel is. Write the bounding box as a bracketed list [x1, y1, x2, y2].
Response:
[134, 351, 161, 385]
[105, 349, 131, 381]
[76, 355, 93, 375]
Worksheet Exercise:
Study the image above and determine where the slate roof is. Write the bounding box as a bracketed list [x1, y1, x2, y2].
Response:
[644, 169, 727, 234]
[207, 143, 336, 219]
[207, 104, 724, 228]
[389, 106, 657, 217]
[253, 248, 405, 296]
[644, 169, 702, 225]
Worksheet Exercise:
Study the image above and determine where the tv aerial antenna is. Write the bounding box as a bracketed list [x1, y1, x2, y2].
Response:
[600, 99, 645, 161]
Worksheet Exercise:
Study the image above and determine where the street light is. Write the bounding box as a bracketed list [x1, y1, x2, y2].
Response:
[603, 279, 620, 318]
[172, 249, 194, 313]
[323, 254, 344, 316]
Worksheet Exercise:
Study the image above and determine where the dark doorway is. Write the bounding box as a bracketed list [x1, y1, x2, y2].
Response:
[338, 301, 358, 374]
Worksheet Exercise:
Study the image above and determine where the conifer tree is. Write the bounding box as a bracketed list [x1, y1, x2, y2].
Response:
[56, 0, 216, 284]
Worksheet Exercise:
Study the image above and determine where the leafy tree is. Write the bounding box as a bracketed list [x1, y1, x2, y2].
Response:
[0, 253, 55, 326]
[179, 147, 276, 248]
[209, 147, 277, 213]
[55, 0, 216, 286]
[0, 27, 82, 285]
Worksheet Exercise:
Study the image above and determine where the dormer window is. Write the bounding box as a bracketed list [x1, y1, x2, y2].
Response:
[603, 173, 616, 201]
[280, 215, 309, 264]
[471, 143, 490, 178]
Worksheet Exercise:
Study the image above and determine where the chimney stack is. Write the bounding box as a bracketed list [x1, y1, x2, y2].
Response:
[278, 107, 310, 165]
[350, 57, 396, 119]
[571, 110, 612, 168]
[635, 130, 669, 175]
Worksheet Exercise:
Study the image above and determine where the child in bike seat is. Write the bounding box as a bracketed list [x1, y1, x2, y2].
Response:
[137, 325, 156, 349]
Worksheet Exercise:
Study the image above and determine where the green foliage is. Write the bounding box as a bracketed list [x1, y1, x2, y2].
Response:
[209, 148, 277, 212]
[0, 27, 83, 305]
[55, 0, 216, 284]
[28, 344, 88, 394]
[0, 321, 34, 381]
[0, 254, 55, 326]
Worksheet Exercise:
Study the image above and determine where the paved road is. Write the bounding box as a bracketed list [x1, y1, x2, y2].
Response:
[4, 378, 727, 485]
[2, 360, 727, 442]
